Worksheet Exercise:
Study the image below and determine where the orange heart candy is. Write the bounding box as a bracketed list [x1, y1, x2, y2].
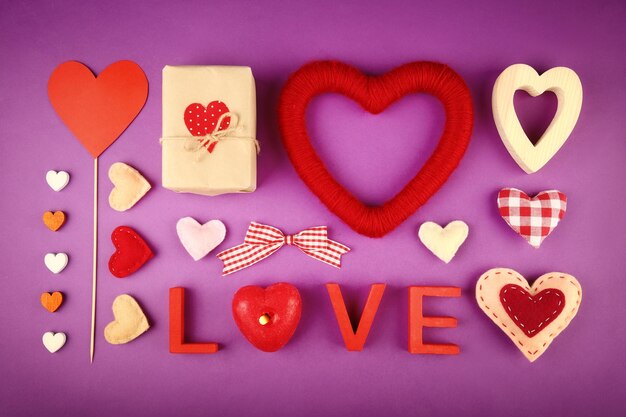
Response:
[41, 292, 64, 312]
[43, 211, 66, 231]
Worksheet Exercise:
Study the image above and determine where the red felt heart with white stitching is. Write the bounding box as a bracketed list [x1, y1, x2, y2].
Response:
[108, 226, 153, 278]
[499, 284, 565, 338]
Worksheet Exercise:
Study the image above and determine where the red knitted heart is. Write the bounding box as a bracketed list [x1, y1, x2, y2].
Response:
[184, 101, 230, 153]
[108, 226, 153, 278]
[499, 284, 565, 338]
[232, 283, 302, 352]
[278, 61, 473, 237]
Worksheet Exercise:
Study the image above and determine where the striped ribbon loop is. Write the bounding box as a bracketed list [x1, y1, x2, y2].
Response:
[216, 222, 350, 276]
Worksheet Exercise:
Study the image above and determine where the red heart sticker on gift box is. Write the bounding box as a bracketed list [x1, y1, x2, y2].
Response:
[278, 61, 474, 238]
[184, 101, 231, 153]
[108, 226, 153, 278]
[232, 283, 302, 352]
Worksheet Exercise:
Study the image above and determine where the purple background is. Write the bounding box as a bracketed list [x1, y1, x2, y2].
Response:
[1, 1, 625, 416]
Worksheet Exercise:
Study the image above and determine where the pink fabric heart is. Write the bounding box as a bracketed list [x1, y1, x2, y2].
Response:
[176, 217, 226, 261]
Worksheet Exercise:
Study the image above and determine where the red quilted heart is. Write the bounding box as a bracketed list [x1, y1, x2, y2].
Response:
[232, 283, 302, 352]
[499, 284, 565, 338]
[108, 226, 153, 278]
[278, 61, 474, 237]
[184, 101, 231, 153]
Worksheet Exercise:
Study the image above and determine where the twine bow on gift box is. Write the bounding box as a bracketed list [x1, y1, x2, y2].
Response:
[216, 222, 351, 275]
[160, 112, 260, 161]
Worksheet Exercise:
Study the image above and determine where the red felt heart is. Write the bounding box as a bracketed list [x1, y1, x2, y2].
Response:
[184, 101, 231, 153]
[48, 60, 148, 158]
[232, 283, 302, 352]
[499, 284, 565, 338]
[108, 226, 153, 278]
[278, 61, 473, 237]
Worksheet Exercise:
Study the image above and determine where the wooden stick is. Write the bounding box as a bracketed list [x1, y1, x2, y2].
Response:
[90, 157, 98, 363]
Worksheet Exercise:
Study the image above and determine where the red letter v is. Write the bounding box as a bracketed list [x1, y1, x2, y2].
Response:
[326, 283, 386, 351]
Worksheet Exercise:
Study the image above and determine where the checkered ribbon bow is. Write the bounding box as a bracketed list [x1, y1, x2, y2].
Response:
[216, 222, 351, 275]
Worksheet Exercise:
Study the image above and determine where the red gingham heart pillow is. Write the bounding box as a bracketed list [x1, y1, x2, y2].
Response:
[497, 188, 567, 248]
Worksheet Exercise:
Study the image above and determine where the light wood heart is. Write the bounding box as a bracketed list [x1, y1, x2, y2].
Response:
[418, 221, 468, 263]
[104, 294, 150, 344]
[42, 331, 66, 353]
[46, 170, 70, 191]
[492, 64, 582, 173]
[108, 162, 151, 212]
[476, 268, 582, 362]
[44, 253, 68, 274]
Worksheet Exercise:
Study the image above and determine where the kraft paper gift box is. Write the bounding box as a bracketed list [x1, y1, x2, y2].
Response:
[161, 66, 258, 195]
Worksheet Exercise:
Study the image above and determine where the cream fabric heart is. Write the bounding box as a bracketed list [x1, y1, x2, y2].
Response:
[104, 294, 150, 344]
[46, 170, 70, 191]
[176, 217, 226, 261]
[108, 162, 151, 212]
[476, 268, 582, 362]
[44, 253, 68, 274]
[42, 331, 66, 353]
[492, 64, 582, 173]
[418, 221, 468, 263]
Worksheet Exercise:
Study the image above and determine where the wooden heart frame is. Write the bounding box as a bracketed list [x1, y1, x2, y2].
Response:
[278, 61, 474, 238]
[492, 64, 583, 173]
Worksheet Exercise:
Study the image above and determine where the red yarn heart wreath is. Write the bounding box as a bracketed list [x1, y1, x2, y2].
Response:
[278, 61, 474, 237]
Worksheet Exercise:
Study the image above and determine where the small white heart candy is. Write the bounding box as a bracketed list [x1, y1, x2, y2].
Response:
[44, 253, 69, 274]
[42, 331, 66, 353]
[176, 217, 226, 261]
[46, 170, 70, 192]
[418, 221, 469, 263]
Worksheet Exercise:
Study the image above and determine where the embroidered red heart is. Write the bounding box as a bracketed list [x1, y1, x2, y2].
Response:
[476, 268, 582, 362]
[108, 226, 153, 278]
[184, 101, 231, 153]
[497, 188, 567, 248]
[48, 61, 148, 158]
[232, 283, 302, 352]
[278, 61, 473, 237]
[499, 284, 565, 338]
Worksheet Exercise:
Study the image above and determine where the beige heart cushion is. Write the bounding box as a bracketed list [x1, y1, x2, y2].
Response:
[476, 268, 582, 362]
[108, 162, 151, 212]
[104, 294, 150, 344]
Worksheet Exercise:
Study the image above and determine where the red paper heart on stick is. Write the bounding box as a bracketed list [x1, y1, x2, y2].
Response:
[232, 283, 302, 352]
[48, 60, 148, 158]
[500, 284, 565, 338]
[108, 226, 153, 278]
[278, 61, 474, 237]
